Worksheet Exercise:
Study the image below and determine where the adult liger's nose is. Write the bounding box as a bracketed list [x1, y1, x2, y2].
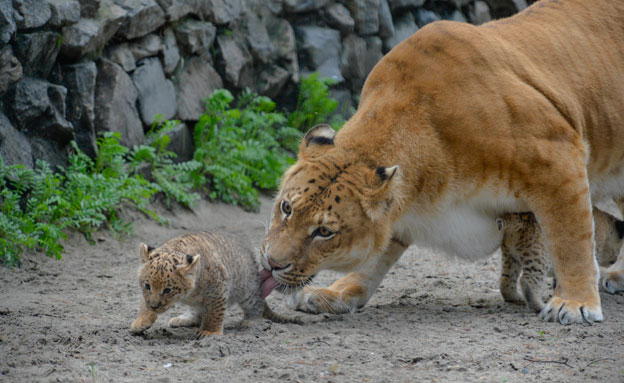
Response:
[267, 256, 288, 271]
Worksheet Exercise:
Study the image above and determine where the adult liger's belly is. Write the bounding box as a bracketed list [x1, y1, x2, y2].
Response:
[394, 195, 529, 260]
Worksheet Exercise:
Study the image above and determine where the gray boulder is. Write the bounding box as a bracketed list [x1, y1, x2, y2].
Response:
[94, 58, 144, 147]
[0, 46, 22, 96]
[29, 137, 70, 170]
[155, 122, 193, 162]
[60, 3, 128, 60]
[363, 36, 383, 79]
[340, 34, 367, 90]
[329, 88, 354, 120]
[449, 10, 467, 22]
[267, 17, 299, 82]
[132, 58, 176, 126]
[485, 0, 525, 18]
[257, 65, 291, 99]
[13, 32, 61, 78]
[48, 0, 80, 27]
[129, 33, 162, 61]
[161, 27, 180, 75]
[324, 3, 355, 35]
[175, 56, 223, 121]
[216, 34, 253, 88]
[115, 0, 166, 39]
[283, 0, 329, 13]
[0, 0, 16, 43]
[387, 0, 425, 10]
[200, 0, 241, 26]
[295, 26, 343, 82]
[469, 1, 492, 25]
[377, 0, 394, 39]
[383, 12, 418, 52]
[245, 12, 275, 64]
[174, 19, 216, 56]
[106, 43, 136, 72]
[155, 0, 201, 21]
[342, 0, 379, 36]
[80, 0, 100, 17]
[13, 0, 51, 29]
[415, 8, 440, 27]
[8, 77, 74, 143]
[0, 111, 32, 168]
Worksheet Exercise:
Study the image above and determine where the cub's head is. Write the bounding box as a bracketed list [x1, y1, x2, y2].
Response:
[261, 124, 402, 290]
[137, 243, 200, 313]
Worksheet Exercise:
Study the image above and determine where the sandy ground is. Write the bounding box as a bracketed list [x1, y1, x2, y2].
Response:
[1, 196, 623, 383]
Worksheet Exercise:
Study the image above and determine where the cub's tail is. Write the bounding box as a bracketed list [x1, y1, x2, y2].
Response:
[262, 301, 303, 325]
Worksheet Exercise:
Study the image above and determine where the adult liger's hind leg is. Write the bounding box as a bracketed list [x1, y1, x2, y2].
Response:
[527, 151, 601, 324]
[499, 245, 524, 304]
[288, 239, 408, 314]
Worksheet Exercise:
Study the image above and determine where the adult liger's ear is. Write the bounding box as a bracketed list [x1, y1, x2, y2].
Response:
[362, 166, 400, 222]
[177, 254, 200, 276]
[299, 124, 336, 158]
[139, 243, 154, 263]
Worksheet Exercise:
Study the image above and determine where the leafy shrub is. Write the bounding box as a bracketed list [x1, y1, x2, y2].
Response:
[288, 73, 343, 132]
[193, 89, 302, 210]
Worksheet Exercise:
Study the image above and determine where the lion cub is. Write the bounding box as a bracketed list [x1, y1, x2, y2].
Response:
[496, 209, 623, 313]
[130, 231, 299, 338]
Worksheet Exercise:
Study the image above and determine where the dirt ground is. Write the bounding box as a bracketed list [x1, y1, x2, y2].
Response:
[1, 196, 623, 383]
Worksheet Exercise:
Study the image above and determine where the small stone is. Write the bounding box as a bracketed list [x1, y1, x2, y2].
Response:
[115, 0, 166, 40]
[0, 111, 32, 168]
[343, 0, 380, 36]
[245, 12, 275, 64]
[415, 8, 440, 27]
[377, 0, 394, 39]
[257, 65, 291, 99]
[340, 34, 367, 88]
[295, 26, 343, 82]
[80, 0, 100, 18]
[387, 0, 425, 10]
[284, 0, 329, 13]
[129, 33, 162, 61]
[155, 0, 201, 22]
[324, 3, 355, 35]
[161, 123, 193, 162]
[0, 46, 22, 96]
[174, 19, 216, 56]
[161, 27, 180, 75]
[48, 0, 80, 27]
[175, 56, 223, 121]
[449, 10, 467, 23]
[132, 58, 176, 126]
[200, 0, 241, 25]
[363, 36, 383, 80]
[485, 0, 525, 19]
[94, 58, 144, 147]
[13, 32, 61, 78]
[383, 12, 418, 52]
[106, 43, 136, 72]
[13, 0, 51, 30]
[267, 17, 299, 83]
[216, 33, 253, 88]
[0, 0, 16, 43]
[469, 1, 492, 25]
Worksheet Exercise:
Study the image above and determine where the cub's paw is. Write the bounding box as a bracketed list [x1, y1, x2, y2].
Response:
[169, 315, 200, 328]
[287, 287, 354, 314]
[500, 290, 525, 305]
[130, 317, 154, 334]
[538, 296, 603, 325]
[600, 273, 624, 295]
[194, 329, 222, 339]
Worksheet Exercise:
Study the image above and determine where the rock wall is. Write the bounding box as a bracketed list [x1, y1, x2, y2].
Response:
[0, 0, 528, 168]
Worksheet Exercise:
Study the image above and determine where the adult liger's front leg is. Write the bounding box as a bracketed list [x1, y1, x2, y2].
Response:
[529, 160, 602, 324]
[288, 239, 408, 314]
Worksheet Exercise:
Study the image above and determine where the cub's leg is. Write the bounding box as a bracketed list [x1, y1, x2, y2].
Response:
[288, 238, 408, 314]
[169, 308, 201, 328]
[526, 150, 601, 324]
[499, 244, 524, 304]
[195, 294, 227, 338]
[519, 251, 550, 313]
[601, 249, 624, 294]
[130, 301, 158, 334]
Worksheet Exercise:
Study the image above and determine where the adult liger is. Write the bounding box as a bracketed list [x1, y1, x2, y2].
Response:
[260, 0, 624, 324]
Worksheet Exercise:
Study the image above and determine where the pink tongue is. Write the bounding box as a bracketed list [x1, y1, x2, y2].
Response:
[259, 269, 279, 298]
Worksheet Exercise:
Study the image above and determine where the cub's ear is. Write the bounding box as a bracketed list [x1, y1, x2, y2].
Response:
[139, 243, 154, 263]
[362, 165, 401, 222]
[299, 124, 336, 158]
[177, 254, 200, 276]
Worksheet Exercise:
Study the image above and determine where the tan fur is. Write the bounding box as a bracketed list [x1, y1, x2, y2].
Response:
[497, 209, 623, 313]
[130, 232, 299, 338]
[262, 0, 624, 324]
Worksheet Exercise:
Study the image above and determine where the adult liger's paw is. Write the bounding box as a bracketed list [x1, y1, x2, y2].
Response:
[600, 272, 624, 295]
[287, 286, 355, 314]
[538, 296, 603, 325]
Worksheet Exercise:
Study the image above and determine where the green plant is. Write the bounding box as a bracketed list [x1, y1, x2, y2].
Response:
[130, 116, 201, 208]
[289, 73, 343, 132]
[193, 89, 302, 209]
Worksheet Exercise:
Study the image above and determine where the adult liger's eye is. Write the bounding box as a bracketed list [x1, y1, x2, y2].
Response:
[314, 226, 334, 238]
[281, 200, 292, 216]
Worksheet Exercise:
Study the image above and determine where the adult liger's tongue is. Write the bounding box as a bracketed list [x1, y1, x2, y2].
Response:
[259, 269, 279, 298]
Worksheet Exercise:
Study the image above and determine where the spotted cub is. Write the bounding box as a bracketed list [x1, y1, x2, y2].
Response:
[130, 231, 299, 338]
[496, 209, 624, 313]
